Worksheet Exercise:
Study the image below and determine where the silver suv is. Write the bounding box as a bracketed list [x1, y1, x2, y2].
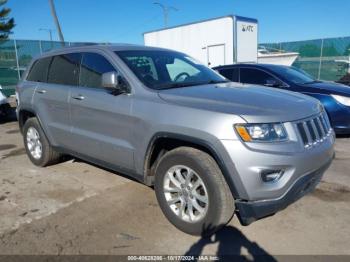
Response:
[17, 45, 335, 236]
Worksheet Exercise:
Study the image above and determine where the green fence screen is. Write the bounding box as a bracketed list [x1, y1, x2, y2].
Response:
[261, 36, 350, 83]
[0, 39, 94, 97]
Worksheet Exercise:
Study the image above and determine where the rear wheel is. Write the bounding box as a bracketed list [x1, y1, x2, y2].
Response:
[154, 147, 235, 236]
[23, 118, 61, 167]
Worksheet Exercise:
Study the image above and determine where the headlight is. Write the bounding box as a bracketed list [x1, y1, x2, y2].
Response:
[331, 94, 350, 106]
[235, 123, 288, 142]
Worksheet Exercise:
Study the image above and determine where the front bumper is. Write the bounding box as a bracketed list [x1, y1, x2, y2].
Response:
[235, 157, 333, 225]
[327, 99, 350, 135]
[333, 126, 350, 135]
[220, 130, 335, 201]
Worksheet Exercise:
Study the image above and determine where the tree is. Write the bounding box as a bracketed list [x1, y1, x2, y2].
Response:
[0, 0, 15, 40]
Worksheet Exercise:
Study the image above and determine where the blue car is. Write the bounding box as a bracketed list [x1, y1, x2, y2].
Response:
[214, 64, 350, 134]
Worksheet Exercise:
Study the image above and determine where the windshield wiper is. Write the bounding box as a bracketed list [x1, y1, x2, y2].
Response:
[156, 80, 229, 90]
[156, 82, 202, 90]
[205, 80, 230, 84]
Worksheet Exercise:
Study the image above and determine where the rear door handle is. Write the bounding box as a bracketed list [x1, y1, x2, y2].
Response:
[71, 95, 85, 101]
[36, 89, 46, 94]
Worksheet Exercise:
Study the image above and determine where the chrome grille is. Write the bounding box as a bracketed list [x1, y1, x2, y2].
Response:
[296, 112, 332, 148]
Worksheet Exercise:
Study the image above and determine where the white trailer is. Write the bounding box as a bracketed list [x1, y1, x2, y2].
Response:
[143, 15, 258, 67]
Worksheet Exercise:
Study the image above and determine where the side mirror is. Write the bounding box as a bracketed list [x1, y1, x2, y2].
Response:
[265, 79, 282, 87]
[102, 71, 120, 88]
[102, 71, 129, 95]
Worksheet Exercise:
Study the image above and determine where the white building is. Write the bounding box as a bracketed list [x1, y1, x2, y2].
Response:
[143, 15, 258, 67]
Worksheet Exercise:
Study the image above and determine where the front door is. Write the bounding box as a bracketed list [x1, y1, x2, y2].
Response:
[69, 52, 134, 171]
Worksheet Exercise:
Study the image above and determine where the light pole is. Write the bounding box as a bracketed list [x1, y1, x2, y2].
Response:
[39, 28, 54, 42]
[153, 2, 178, 28]
[48, 0, 65, 45]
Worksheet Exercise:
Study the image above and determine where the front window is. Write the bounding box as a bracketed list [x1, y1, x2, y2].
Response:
[240, 68, 276, 85]
[115, 50, 228, 90]
[271, 66, 317, 84]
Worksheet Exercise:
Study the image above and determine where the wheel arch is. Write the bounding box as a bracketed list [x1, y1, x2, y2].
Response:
[18, 109, 53, 144]
[143, 132, 239, 198]
[18, 108, 36, 133]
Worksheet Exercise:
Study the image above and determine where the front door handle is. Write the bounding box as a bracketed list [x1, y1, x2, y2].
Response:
[71, 95, 85, 101]
[36, 89, 46, 94]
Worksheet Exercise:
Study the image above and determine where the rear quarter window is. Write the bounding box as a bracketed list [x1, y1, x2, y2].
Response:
[26, 57, 52, 82]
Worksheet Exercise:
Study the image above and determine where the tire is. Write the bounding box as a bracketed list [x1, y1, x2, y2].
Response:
[154, 147, 235, 236]
[0, 104, 9, 117]
[23, 117, 61, 167]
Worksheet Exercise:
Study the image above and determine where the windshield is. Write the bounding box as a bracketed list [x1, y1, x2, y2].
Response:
[115, 50, 228, 90]
[271, 66, 317, 84]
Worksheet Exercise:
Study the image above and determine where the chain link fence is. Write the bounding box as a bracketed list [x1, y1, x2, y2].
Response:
[261, 36, 350, 85]
[1, 37, 350, 97]
[0, 39, 96, 97]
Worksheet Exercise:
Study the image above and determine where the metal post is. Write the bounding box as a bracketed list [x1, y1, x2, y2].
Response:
[13, 39, 21, 80]
[39, 40, 43, 54]
[39, 28, 55, 49]
[348, 49, 350, 74]
[317, 39, 324, 80]
[49, 0, 65, 45]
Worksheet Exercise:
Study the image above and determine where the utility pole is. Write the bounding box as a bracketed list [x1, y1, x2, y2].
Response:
[48, 0, 65, 45]
[317, 38, 324, 80]
[153, 2, 178, 28]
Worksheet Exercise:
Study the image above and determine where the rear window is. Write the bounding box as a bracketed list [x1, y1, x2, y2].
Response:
[47, 53, 81, 86]
[26, 57, 52, 82]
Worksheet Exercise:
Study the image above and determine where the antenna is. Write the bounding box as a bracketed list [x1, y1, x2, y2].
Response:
[153, 2, 178, 28]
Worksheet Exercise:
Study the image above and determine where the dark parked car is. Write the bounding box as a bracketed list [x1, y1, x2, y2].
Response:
[0, 86, 11, 117]
[214, 64, 350, 134]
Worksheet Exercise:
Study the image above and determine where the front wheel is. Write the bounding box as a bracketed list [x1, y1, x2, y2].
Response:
[154, 147, 235, 236]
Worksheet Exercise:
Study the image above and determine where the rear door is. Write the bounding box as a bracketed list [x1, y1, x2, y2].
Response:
[69, 52, 134, 170]
[21, 57, 51, 116]
[32, 53, 81, 147]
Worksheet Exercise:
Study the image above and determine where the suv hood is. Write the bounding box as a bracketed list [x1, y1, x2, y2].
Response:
[158, 82, 321, 123]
